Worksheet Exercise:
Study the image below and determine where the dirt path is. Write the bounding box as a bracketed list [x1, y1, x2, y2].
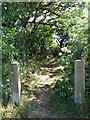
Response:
[36, 85, 57, 118]
[33, 63, 62, 118]
[22, 61, 64, 118]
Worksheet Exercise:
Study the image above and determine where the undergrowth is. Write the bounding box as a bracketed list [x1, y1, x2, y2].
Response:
[49, 65, 90, 119]
[1, 95, 40, 119]
[1, 56, 90, 118]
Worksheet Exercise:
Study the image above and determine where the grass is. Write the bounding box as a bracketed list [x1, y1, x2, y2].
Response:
[1, 56, 90, 118]
[49, 83, 90, 118]
[1, 104, 20, 118]
[20, 95, 40, 118]
[0, 57, 72, 118]
[48, 56, 90, 118]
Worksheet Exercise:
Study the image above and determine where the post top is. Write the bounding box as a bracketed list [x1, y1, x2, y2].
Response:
[75, 60, 84, 62]
[11, 61, 19, 65]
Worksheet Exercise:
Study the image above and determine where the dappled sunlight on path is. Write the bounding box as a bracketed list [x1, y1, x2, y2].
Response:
[32, 73, 58, 86]
[36, 86, 58, 118]
[21, 59, 65, 118]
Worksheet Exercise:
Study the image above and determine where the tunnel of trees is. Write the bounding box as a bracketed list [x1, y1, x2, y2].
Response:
[1, 1, 90, 118]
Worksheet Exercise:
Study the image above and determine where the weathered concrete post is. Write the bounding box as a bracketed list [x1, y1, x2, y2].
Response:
[9, 62, 21, 106]
[74, 60, 85, 104]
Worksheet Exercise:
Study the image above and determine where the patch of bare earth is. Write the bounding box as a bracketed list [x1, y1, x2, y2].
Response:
[36, 85, 57, 118]
[22, 61, 65, 118]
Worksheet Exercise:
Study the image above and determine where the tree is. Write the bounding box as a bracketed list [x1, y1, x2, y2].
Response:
[2, 2, 89, 105]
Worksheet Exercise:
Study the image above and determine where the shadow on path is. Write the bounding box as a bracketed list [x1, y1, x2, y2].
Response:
[21, 60, 64, 118]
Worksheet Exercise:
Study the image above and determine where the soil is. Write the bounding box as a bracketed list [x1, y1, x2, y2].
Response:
[36, 85, 58, 118]
[22, 60, 65, 118]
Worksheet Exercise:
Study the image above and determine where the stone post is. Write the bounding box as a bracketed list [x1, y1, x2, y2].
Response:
[74, 60, 85, 104]
[9, 62, 21, 106]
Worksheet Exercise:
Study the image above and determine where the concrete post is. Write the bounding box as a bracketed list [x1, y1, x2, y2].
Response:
[74, 60, 85, 104]
[9, 62, 21, 106]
